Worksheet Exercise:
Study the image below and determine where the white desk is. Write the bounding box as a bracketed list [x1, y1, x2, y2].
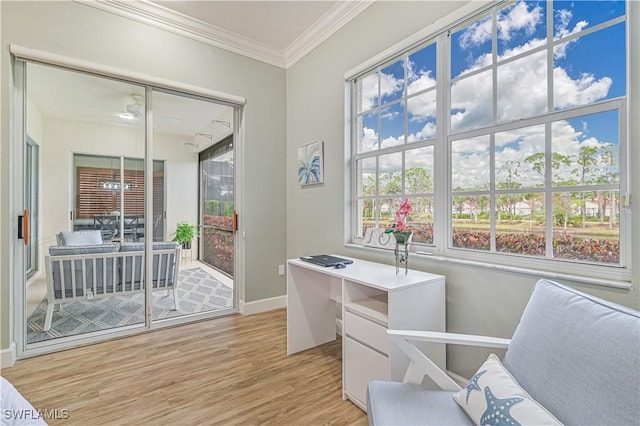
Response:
[287, 256, 445, 410]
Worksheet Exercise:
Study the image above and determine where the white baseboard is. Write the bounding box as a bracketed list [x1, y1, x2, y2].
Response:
[0, 343, 16, 368]
[336, 318, 342, 336]
[239, 295, 287, 315]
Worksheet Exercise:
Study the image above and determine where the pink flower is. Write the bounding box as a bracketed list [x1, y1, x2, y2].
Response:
[386, 198, 412, 232]
[397, 198, 413, 216]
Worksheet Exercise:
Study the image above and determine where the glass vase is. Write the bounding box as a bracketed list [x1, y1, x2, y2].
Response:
[392, 231, 412, 274]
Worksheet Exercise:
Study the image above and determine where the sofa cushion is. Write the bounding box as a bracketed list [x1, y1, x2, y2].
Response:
[48, 244, 120, 297]
[49, 243, 120, 256]
[118, 242, 179, 289]
[118, 241, 179, 252]
[58, 230, 103, 246]
[367, 380, 473, 426]
[453, 354, 561, 426]
[503, 279, 640, 425]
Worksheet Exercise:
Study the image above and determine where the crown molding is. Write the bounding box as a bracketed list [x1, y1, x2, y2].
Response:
[284, 0, 375, 68]
[75, 0, 373, 69]
[75, 0, 286, 68]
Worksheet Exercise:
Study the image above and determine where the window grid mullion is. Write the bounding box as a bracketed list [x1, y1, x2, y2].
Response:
[349, 0, 628, 274]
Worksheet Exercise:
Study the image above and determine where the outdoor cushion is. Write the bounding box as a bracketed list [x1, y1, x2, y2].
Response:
[119, 241, 179, 289]
[57, 230, 103, 246]
[48, 243, 120, 297]
[367, 381, 473, 425]
[502, 279, 640, 425]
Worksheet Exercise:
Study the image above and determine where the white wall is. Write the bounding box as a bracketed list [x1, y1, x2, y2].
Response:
[1, 0, 287, 354]
[286, 0, 640, 378]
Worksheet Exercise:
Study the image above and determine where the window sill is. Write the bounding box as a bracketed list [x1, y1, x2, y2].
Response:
[344, 243, 632, 290]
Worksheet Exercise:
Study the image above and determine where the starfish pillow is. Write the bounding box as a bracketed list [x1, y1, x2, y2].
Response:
[453, 354, 562, 425]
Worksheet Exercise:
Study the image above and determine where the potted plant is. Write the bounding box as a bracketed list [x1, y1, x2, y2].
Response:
[173, 222, 199, 249]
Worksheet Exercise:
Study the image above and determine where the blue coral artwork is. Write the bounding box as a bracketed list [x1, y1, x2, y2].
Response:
[297, 141, 324, 186]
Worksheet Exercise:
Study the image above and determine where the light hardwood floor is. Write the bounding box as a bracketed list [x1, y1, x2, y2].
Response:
[1, 309, 368, 426]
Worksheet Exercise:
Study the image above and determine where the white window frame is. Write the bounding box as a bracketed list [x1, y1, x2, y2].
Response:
[346, 1, 633, 286]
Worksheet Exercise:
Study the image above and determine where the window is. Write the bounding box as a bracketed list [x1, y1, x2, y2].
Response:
[354, 43, 437, 245]
[350, 1, 629, 278]
[73, 154, 165, 241]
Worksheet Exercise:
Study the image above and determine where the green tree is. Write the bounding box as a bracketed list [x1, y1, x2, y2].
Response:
[380, 172, 402, 195]
[405, 167, 433, 223]
[576, 146, 599, 228]
[405, 167, 433, 194]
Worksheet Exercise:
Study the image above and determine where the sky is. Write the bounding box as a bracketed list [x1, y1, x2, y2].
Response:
[357, 0, 626, 193]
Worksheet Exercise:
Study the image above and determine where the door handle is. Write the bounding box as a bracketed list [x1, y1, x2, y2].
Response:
[233, 211, 238, 234]
[18, 209, 29, 245]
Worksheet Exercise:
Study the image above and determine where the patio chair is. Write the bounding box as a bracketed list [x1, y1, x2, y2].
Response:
[123, 215, 139, 241]
[367, 279, 640, 425]
[94, 215, 118, 241]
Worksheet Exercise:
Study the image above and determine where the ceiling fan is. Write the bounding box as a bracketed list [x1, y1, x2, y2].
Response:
[124, 94, 144, 118]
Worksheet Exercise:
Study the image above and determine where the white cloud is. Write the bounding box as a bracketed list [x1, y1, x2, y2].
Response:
[381, 135, 402, 149]
[407, 69, 436, 95]
[459, 14, 492, 50]
[360, 74, 378, 111]
[361, 126, 378, 151]
[497, 1, 543, 42]
[358, 1, 619, 192]
[553, 69, 612, 109]
[407, 90, 436, 120]
[407, 121, 436, 142]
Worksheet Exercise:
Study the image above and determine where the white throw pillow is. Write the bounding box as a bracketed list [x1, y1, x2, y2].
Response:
[453, 354, 563, 425]
[59, 230, 103, 246]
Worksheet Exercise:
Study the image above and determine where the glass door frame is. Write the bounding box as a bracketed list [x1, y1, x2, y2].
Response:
[25, 136, 39, 279]
[12, 50, 245, 359]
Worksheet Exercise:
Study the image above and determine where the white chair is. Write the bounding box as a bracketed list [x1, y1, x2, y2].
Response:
[367, 279, 640, 425]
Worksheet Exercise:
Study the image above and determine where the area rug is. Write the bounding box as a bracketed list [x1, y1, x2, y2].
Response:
[26, 267, 233, 344]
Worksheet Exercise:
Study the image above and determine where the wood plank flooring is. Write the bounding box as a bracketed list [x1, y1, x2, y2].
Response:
[1, 308, 368, 426]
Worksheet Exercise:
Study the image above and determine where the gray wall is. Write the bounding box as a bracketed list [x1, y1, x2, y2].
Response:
[0, 1, 287, 351]
[286, 0, 640, 378]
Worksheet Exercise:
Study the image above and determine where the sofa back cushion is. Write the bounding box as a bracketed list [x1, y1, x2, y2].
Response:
[49, 243, 120, 297]
[57, 230, 103, 246]
[502, 279, 640, 425]
[119, 242, 179, 289]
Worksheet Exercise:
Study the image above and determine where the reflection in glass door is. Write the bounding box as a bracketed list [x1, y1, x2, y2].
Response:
[200, 137, 234, 277]
[23, 62, 148, 346]
[152, 89, 235, 321]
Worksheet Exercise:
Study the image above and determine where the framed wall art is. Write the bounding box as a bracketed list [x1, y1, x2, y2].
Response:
[297, 140, 324, 186]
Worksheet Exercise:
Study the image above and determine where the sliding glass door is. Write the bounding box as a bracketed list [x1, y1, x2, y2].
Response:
[152, 90, 236, 322]
[22, 62, 148, 347]
[16, 58, 239, 356]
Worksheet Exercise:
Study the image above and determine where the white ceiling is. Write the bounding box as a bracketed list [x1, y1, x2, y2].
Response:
[81, 0, 373, 68]
[149, 0, 339, 51]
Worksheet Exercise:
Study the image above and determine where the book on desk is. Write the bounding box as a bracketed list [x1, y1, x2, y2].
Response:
[299, 254, 354, 267]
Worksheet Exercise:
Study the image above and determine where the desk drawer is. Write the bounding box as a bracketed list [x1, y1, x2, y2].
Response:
[344, 336, 389, 407]
[344, 310, 389, 355]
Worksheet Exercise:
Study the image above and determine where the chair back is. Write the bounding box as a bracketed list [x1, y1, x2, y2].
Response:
[48, 244, 120, 298]
[118, 242, 179, 289]
[503, 279, 640, 425]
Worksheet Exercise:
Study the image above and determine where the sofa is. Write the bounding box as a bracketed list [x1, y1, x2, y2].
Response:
[367, 279, 640, 425]
[44, 231, 181, 331]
